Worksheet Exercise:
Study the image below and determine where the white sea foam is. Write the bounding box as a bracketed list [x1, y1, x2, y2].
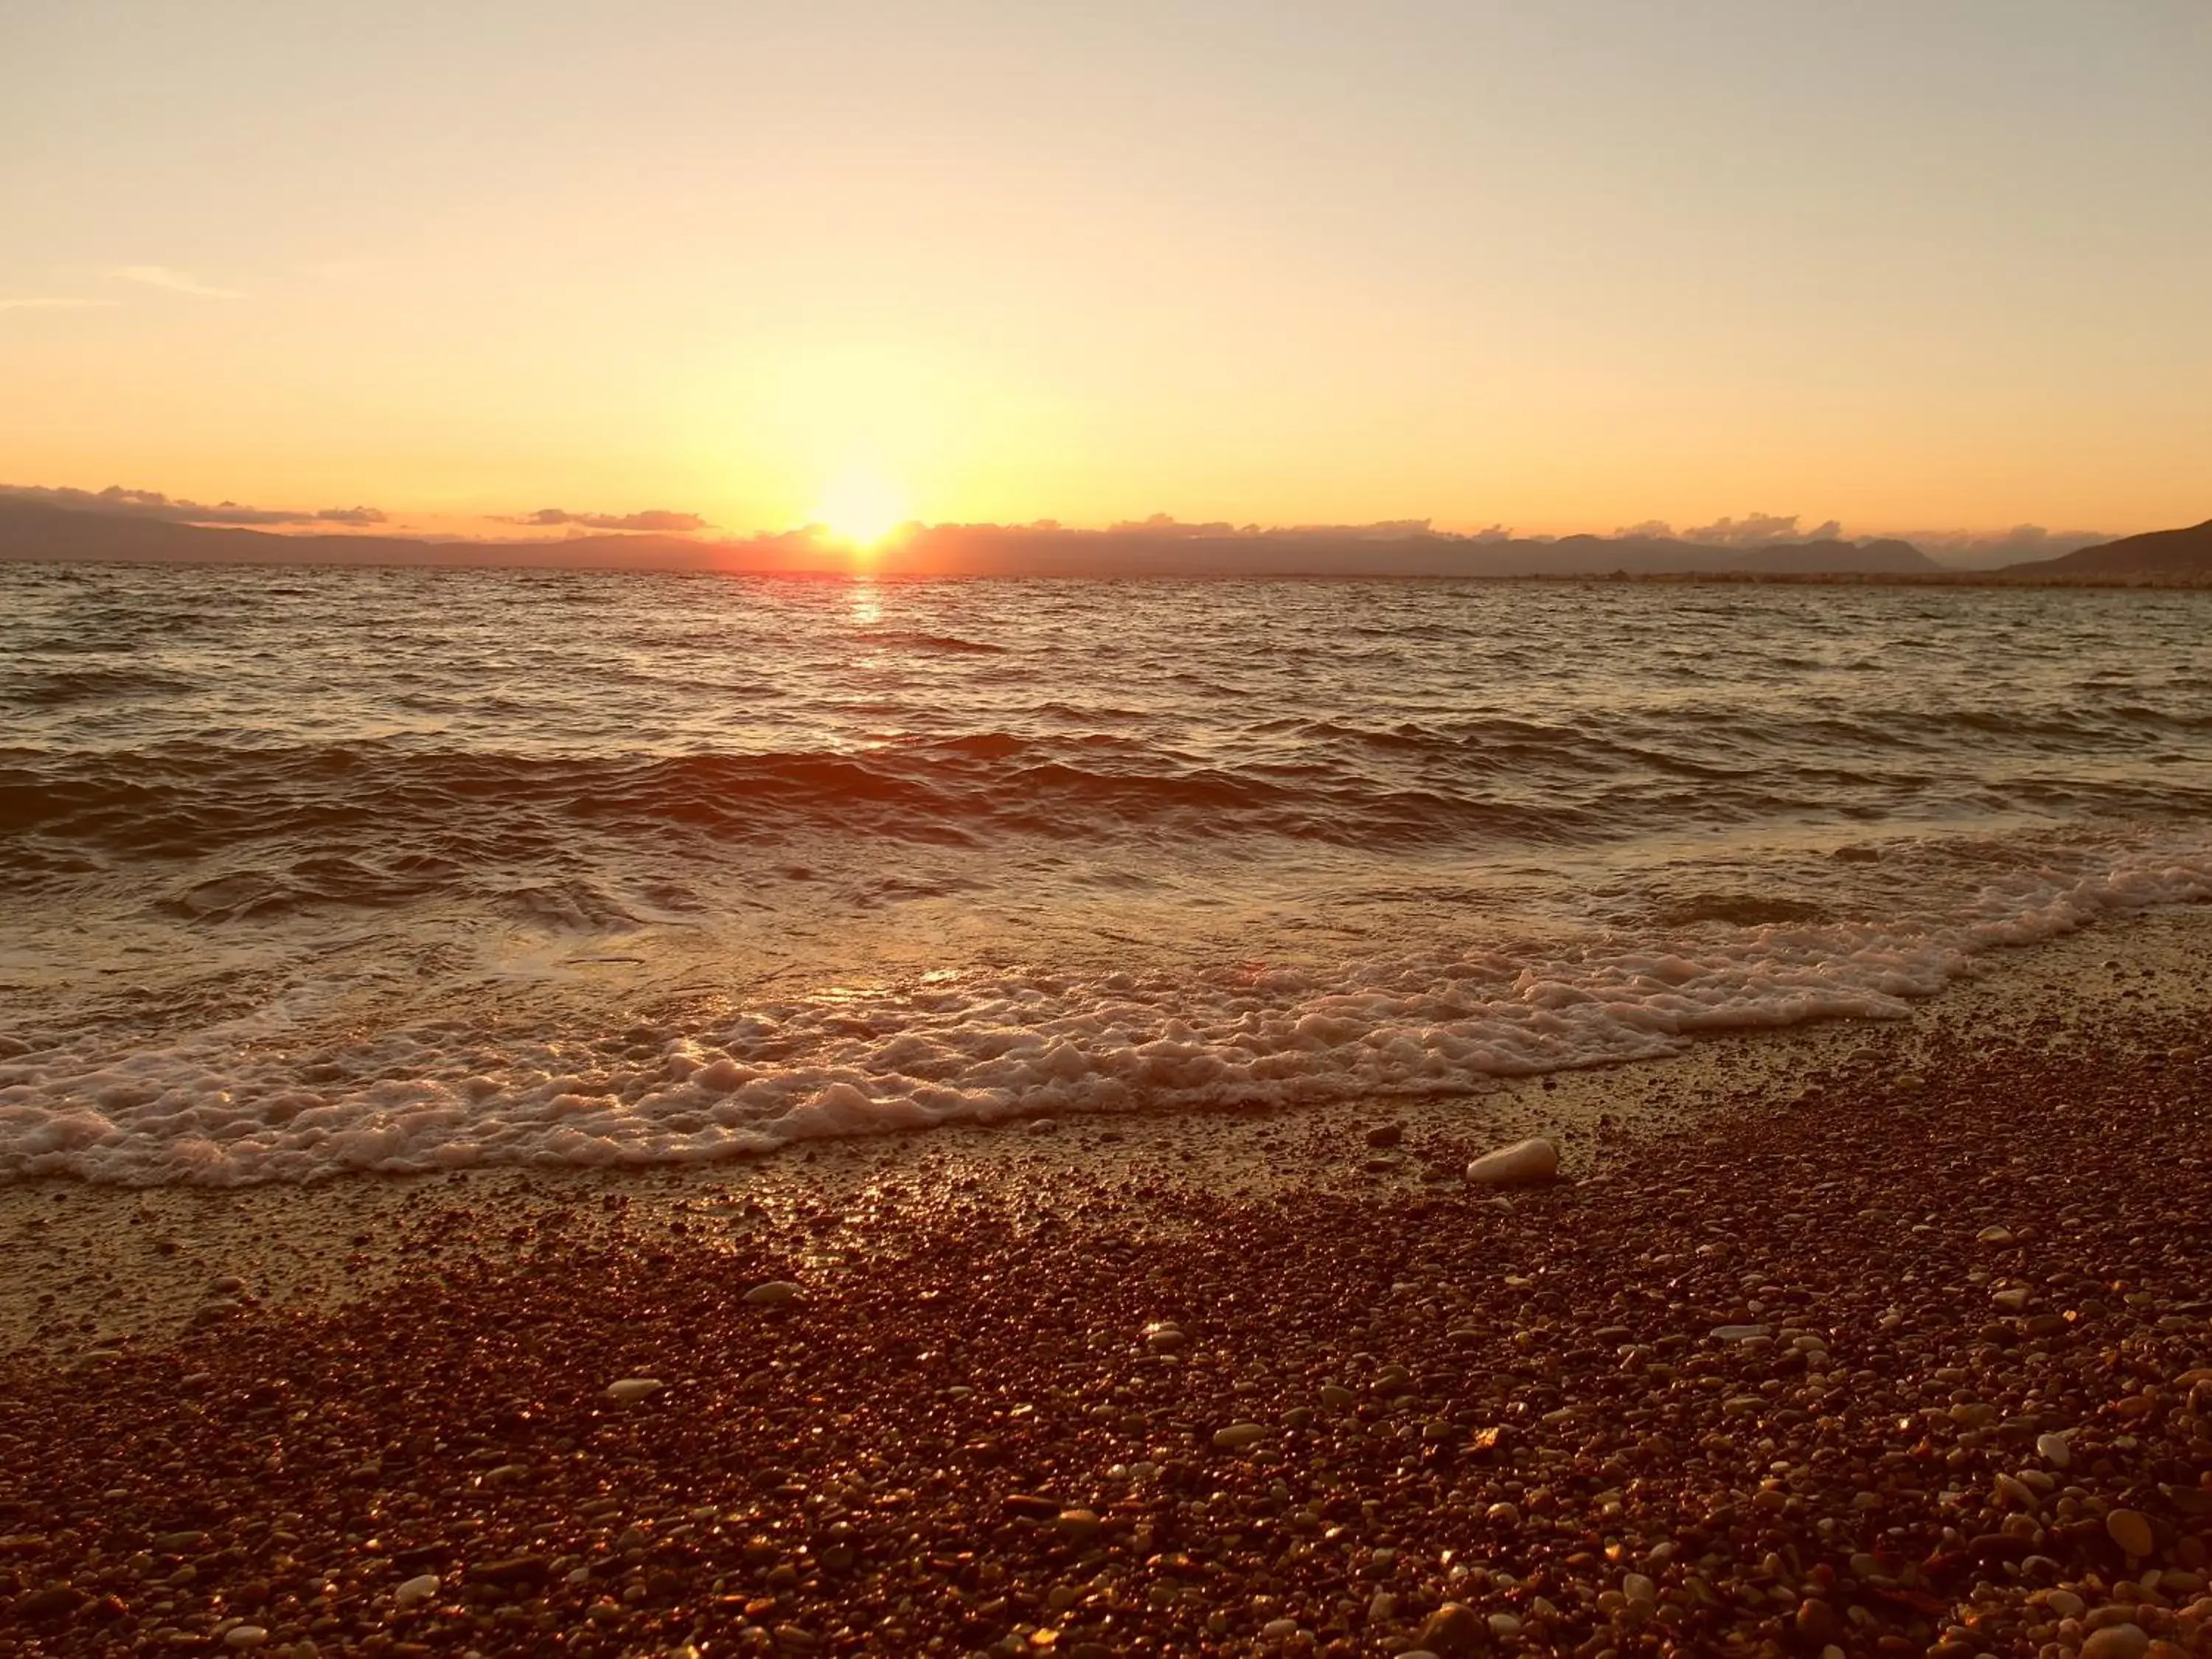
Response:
[2, 839, 2207, 1185]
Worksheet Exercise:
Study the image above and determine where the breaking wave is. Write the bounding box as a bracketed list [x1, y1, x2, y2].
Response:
[2, 559, 2209, 1183]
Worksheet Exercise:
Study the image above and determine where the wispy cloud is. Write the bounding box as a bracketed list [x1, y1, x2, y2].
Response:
[0, 296, 118, 313]
[105, 265, 246, 299]
[1680, 512, 1845, 547]
[497, 507, 712, 533]
[1, 482, 386, 527]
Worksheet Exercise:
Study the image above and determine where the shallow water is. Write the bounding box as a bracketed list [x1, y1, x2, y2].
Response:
[3, 560, 2209, 1183]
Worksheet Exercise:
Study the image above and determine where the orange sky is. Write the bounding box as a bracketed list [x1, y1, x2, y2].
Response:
[3, 2, 2208, 542]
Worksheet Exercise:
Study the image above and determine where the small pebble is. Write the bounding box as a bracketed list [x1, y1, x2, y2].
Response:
[2080, 1624, 2151, 1659]
[2107, 1508, 2155, 1559]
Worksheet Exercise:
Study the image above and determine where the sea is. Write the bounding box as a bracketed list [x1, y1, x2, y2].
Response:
[3, 559, 2209, 1185]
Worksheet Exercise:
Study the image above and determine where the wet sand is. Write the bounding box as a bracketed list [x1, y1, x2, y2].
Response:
[1, 911, 2208, 1656]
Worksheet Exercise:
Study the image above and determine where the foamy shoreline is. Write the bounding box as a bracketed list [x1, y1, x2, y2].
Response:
[7, 905, 2207, 1359]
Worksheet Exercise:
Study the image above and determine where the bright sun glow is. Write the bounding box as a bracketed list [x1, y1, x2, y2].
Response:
[813, 468, 908, 548]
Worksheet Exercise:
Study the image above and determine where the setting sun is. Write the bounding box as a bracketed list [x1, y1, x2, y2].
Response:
[813, 467, 908, 549]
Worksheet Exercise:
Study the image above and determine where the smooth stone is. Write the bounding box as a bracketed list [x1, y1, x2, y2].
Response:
[1364, 1122, 1405, 1149]
[1054, 1509, 1101, 1539]
[605, 1377, 665, 1404]
[742, 1280, 804, 1306]
[223, 1629, 269, 1649]
[13, 1586, 84, 1618]
[2080, 1625, 2150, 1659]
[1622, 1572, 1657, 1604]
[1212, 1422, 1269, 1450]
[1414, 1601, 1483, 1655]
[1710, 1324, 1773, 1342]
[1795, 1599, 1837, 1644]
[393, 1573, 440, 1608]
[1142, 1323, 1186, 1352]
[2046, 1590, 2087, 1619]
[1464, 1138, 1558, 1186]
[2107, 1509, 2155, 1558]
[1259, 1618, 1300, 1639]
[1487, 1611, 1523, 1640]
[1992, 1286, 2031, 1312]
[2037, 1431, 2073, 1469]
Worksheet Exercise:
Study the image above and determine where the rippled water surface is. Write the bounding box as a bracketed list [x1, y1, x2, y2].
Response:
[3, 560, 2209, 1181]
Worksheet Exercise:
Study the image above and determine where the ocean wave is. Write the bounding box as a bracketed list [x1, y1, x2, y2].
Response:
[6, 667, 203, 707]
[2, 838, 2205, 1184]
[0, 738, 1630, 869]
[7, 707, 2210, 885]
[4, 564, 2210, 1185]
[855, 628, 1006, 654]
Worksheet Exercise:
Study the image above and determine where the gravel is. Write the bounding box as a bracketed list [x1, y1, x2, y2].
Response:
[1, 1003, 2208, 1658]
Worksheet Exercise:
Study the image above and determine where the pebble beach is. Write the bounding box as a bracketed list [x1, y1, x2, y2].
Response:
[3, 916, 2209, 1659]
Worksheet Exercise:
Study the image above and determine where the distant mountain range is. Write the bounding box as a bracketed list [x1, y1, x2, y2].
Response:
[2, 493, 2208, 581]
[1999, 517, 2212, 578]
[0, 495, 725, 572]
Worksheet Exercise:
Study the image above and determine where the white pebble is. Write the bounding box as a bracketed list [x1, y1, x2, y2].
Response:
[223, 1630, 269, 1650]
[742, 1280, 804, 1306]
[2037, 1430, 2072, 1469]
[393, 1573, 440, 1608]
[1213, 1422, 1269, 1450]
[1464, 1138, 1558, 1186]
[605, 1377, 665, 1404]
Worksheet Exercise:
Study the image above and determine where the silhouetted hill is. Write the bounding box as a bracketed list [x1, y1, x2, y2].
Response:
[2005, 518, 2212, 576]
[0, 496, 728, 571]
[867, 526, 1946, 578]
[0, 493, 1958, 580]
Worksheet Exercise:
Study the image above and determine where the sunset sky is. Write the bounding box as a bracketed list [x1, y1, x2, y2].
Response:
[4, 0, 2208, 541]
